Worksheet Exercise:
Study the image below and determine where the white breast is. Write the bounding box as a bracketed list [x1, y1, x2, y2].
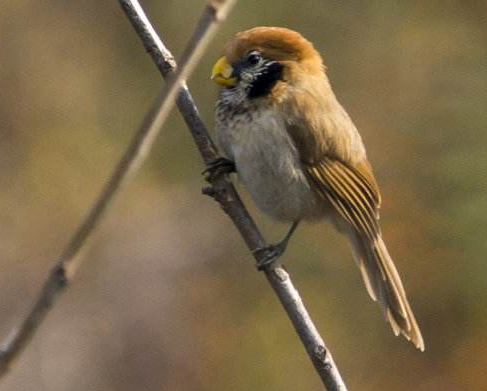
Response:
[216, 107, 319, 222]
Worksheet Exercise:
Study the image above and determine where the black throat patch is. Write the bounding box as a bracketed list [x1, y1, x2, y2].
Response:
[247, 62, 284, 99]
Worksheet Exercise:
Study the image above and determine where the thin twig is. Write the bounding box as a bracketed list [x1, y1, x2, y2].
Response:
[119, 1, 349, 390]
[0, 0, 237, 379]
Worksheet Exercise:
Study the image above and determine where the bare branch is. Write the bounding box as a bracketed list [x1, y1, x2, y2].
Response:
[119, 1, 349, 390]
[0, 0, 237, 379]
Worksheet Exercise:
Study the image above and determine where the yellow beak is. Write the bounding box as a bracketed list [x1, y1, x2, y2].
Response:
[211, 56, 237, 87]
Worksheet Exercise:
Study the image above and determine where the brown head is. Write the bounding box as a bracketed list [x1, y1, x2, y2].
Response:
[212, 27, 325, 99]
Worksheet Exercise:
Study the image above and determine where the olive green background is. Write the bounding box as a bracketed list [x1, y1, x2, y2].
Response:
[1, 1, 486, 390]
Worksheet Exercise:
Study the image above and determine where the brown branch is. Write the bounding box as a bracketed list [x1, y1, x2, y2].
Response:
[0, 0, 237, 379]
[118, 1, 349, 390]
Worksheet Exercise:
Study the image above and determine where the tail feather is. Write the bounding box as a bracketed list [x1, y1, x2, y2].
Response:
[349, 231, 424, 351]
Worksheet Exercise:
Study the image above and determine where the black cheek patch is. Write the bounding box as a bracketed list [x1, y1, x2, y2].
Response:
[247, 62, 284, 99]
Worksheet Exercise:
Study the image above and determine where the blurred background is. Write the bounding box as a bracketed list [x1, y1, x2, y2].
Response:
[1, 0, 486, 390]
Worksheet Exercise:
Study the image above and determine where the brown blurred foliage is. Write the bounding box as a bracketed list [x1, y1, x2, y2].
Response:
[1, 1, 486, 390]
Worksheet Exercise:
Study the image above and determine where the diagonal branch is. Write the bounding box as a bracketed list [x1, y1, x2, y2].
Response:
[119, 1, 349, 390]
[0, 0, 237, 379]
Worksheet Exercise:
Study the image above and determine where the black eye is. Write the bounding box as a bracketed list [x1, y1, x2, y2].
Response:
[246, 52, 261, 65]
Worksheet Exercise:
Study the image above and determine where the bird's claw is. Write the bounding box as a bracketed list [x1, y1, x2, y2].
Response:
[203, 157, 235, 182]
[253, 244, 284, 270]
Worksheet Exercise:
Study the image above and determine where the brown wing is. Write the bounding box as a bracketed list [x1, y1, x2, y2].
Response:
[304, 156, 391, 297]
[304, 157, 425, 350]
[305, 156, 381, 240]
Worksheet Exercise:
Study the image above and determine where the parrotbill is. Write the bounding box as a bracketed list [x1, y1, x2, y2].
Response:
[210, 27, 424, 350]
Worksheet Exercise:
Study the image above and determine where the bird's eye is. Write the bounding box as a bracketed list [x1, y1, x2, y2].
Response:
[246, 52, 261, 65]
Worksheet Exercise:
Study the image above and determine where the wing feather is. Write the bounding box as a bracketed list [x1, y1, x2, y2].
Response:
[306, 157, 381, 241]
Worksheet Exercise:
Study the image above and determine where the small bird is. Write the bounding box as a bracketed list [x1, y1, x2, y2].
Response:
[210, 26, 424, 350]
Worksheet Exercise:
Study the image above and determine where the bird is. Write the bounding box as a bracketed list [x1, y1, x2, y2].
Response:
[209, 26, 424, 350]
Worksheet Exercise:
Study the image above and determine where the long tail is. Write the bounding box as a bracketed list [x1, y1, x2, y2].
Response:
[349, 231, 424, 350]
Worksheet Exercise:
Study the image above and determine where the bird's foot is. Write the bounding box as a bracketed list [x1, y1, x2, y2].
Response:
[203, 157, 235, 182]
[252, 221, 300, 270]
[253, 243, 286, 271]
